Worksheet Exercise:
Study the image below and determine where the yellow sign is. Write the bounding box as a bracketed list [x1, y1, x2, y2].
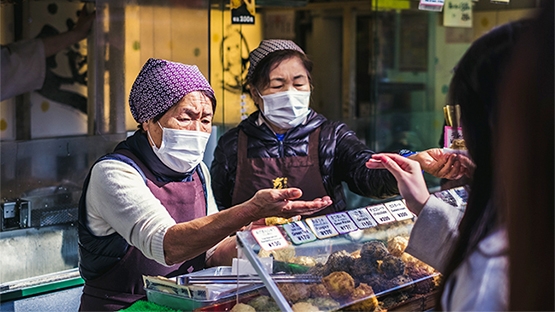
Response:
[372, 0, 411, 10]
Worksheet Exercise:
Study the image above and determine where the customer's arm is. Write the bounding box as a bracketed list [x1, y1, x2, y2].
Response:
[42, 5, 95, 57]
[366, 153, 463, 272]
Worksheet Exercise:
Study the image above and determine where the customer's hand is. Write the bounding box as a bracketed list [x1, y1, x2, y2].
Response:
[407, 148, 472, 180]
[247, 188, 332, 220]
[366, 153, 429, 215]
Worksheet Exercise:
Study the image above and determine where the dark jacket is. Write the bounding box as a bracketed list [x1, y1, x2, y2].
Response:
[210, 110, 399, 212]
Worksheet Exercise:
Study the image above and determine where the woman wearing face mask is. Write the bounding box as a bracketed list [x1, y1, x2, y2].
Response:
[211, 40, 465, 220]
[77, 58, 332, 311]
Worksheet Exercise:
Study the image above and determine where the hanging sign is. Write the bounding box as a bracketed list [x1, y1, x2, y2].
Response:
[444, 0, 473, 28]
[231, 0, 255, 24]
[419, 0, 444, 12]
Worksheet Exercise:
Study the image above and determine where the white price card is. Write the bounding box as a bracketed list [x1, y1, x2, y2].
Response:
[384, 200, 413, 221]
[366, 204, 395, 224]
[252, 226, 289, 251]
[348, 208, 378, 229]
[282, 221, 317, 245]
[327, 212, 358, 234]
[305, 216, 338, 239]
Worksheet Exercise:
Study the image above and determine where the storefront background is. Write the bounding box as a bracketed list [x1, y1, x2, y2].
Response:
[0, 0, 538, 288]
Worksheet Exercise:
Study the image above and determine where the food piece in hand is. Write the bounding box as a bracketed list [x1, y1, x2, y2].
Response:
[230, 303, 256, 312]
[322, 271, 355, 300]
[379, 255, 406, 279]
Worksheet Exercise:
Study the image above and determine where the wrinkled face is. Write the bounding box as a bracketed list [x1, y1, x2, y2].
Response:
[251, 56, 310, 111]
[144, 91, 213, 148]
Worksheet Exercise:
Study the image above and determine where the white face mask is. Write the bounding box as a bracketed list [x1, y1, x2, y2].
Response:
[259, 90, 311, 129]
[148, 122, 210, 173]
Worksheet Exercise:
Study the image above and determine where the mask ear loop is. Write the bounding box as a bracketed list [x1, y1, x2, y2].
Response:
[147, 121, 164, 148]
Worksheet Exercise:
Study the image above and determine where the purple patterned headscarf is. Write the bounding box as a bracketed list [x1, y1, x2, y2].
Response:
[246, 39, 305, 81]
[129, 58, 215, 123]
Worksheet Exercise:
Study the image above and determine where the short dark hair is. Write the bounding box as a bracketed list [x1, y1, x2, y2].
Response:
[246, 50, 313, 93]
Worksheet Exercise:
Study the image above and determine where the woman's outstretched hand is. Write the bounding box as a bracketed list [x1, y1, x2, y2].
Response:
[366, 153, 430, 215]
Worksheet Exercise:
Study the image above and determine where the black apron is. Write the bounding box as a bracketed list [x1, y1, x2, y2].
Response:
[231, 128, 332, 223]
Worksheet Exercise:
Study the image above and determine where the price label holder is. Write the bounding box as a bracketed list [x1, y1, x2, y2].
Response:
[384, 200, 413, 222]
[348, 208, 378, 229]
[434, 190, 459, 208]
[449, 187, 468, 205]
[252, 226, 289, 251]
[326, 212, 358, 234]
[282, 221, 317, 245]
[367, 204, 395, 224]
[305, 216, 339, 239]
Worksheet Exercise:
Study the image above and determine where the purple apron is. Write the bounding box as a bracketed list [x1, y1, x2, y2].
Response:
[79, 150, 207, 311]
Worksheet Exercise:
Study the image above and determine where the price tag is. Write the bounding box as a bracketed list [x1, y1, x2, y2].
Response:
[450, 187, 468, 205]
[282, 221, 317, 245]
[252, 226, 289, 251]
[434, 190, 459, 207]
[348, 208, 378, 229]
[326, 212, 358, 234]
[305, 216, 338, 239]
[366, 204, 395, 224]
[384, 200, 413, 221]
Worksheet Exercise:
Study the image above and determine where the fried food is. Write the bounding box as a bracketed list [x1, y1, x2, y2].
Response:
[347, 283, 379, 311]
[322, 271, 355, 300]
[291, 301, 320, 312]
[379, 255, 406, 279]
[387, 236, 409, 257]
[230, 303, 255, 312]
[360, 241, 389, 262]
[324, 250, 355, 275]
[277, 283, 312, 303]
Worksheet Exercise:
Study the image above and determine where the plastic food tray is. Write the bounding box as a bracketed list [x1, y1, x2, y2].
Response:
[144, 266, 262, 311]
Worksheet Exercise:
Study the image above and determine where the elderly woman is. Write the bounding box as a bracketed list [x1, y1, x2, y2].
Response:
[77, 58, 332, 311]
[211, 40, 464, 219]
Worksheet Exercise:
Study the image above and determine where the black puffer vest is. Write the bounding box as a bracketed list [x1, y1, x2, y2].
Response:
[210, 110, 399, 212]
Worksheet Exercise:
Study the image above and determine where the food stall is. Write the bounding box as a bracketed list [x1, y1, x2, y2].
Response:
[141, 187, 467, 312]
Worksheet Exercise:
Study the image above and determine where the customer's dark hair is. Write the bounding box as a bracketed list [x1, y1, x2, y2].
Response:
[246, 49, 313, 93]
[438, 19, 530, 309]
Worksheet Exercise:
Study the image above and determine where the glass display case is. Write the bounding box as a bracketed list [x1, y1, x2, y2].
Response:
[186, 187, 466, 312]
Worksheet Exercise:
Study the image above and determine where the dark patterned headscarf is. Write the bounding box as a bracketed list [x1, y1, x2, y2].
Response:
[246, 39, 304, 81]
[129, 58, 214, 123]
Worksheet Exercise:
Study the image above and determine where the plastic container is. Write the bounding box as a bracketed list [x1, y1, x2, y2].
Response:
[144, 266, 262, 311]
